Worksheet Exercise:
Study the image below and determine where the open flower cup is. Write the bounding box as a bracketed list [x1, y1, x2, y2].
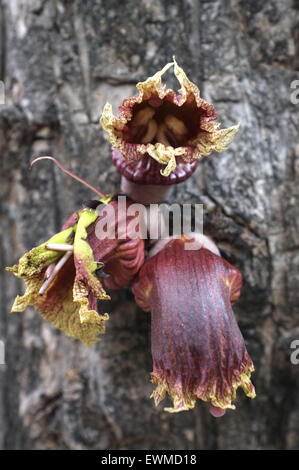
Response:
[101, 59, 239, 195]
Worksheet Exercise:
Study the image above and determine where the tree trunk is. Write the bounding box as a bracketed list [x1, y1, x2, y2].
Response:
[0, 0, 298, 450]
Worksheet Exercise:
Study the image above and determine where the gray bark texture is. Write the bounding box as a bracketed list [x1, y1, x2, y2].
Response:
[0, 0, 299, 450]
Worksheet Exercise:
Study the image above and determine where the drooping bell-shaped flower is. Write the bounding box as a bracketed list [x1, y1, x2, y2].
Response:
[100, 58, 239, 196]
[132, 234, 255, 414]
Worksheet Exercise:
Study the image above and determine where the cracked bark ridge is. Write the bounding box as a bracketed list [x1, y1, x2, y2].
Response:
[0, 0, 299, 450]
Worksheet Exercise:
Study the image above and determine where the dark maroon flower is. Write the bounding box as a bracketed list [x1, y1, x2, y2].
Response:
[132, 235, 255, 414]
[101, 59, 239, 188]
[6, 158, 144, 346]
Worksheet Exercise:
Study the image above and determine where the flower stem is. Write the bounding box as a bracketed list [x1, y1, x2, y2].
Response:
[46, 243, 74, 252]
[121, 176, 171, 204]
[39, 251, 72, 295]
[31, 156, 109, 200]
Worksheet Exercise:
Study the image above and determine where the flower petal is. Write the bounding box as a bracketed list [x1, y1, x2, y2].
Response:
[100, 59, 239, 179]
[6, 225, 76, 279]
[7, 211, 110, 346]
[191, 121, 240, 158]
[112, 148, 198, 185]
[132, 236, 255, 412]
[86, 199, 145, 289]
[7, 199, 146, 345]
[73, 209, 110, 302]
[26, 257, 107, 346]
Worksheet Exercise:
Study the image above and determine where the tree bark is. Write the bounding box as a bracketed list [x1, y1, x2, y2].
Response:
[0, 0, 298, 450]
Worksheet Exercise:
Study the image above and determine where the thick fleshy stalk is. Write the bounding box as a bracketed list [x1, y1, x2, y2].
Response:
[120, 176, 171, 204]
